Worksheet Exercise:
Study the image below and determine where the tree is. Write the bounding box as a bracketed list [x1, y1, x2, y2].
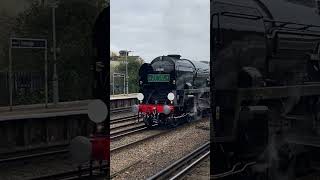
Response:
[10, 0, 105, 102]
[111, 51, 118, 57]
[114, 56, 144, 93]
[0, 10, 15, 71]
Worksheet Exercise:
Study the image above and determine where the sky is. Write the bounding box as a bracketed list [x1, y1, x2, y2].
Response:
[110, 0, 210, 62]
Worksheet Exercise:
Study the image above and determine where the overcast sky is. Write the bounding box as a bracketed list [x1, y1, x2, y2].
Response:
[111, 0, 210, 62]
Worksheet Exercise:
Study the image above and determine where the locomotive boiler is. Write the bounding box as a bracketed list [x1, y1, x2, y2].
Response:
[133, 54, 210, 128]
[212, 0, 320, 179]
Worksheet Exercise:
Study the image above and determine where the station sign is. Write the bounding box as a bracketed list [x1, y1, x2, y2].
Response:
[11, 38, 47, 49]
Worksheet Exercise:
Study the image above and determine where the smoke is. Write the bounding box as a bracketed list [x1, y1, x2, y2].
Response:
[162, 0, 186, 52]
[161, 0, 209, 61]
[257, 132, 296, 180]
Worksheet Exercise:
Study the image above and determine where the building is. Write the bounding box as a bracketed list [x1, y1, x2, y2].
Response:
[111, 50, 144, 64]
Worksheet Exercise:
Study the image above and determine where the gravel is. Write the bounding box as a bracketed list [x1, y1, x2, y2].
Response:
[110, 119, 210, 180]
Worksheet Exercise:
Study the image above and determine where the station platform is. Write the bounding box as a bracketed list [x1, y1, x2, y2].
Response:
[0, 94, 137, 153]
[0, 93, 138, 121]
[110, 93, 137, 100]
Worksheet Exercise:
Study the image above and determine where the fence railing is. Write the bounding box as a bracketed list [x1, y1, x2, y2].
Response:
[0, 72, 44, 105]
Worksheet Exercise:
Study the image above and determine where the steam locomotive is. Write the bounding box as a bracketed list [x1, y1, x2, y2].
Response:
[133, 54, 210, 128]
[212, 0, 320, 179]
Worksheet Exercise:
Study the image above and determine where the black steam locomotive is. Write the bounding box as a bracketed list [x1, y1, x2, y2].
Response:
[133, 54, 210, 128]
[212, 0, 320, 179]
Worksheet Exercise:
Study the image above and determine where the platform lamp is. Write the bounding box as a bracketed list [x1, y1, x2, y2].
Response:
[48, 0, 60, 105]
[124, 50, 133, 95]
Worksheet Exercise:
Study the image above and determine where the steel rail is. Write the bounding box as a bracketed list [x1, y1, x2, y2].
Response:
[110, 121, 144, 131]
[110, 130, 169, 152]
[170, 151, 210, 180]
[110, 125, 148, 140]
[110, 115, 138, 124]
[110, 106, 132, 114]
[147, 142, 210, 180]
[0, 149, 68, 164]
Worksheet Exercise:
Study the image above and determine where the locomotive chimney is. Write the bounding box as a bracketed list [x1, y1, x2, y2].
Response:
[168, 54, 181, 59]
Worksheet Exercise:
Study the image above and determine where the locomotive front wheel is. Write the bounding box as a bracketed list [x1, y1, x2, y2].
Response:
[172, 118, 179, 127]
[143, 117, 154, 129]
[186, 114, 192, 123]
[166, 117, 178, 128]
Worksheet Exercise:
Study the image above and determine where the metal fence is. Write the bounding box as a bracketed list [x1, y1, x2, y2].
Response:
[0, 72, 44, 105]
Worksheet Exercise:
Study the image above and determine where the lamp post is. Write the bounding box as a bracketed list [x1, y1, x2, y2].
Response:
[124, 50, 132, 95]
[49, 0, 59, 105]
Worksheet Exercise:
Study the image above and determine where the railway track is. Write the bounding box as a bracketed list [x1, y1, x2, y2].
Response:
[1, 113, 208, 179]
[0, 117, 206, 166]
[147, 142, 210, 180]
[110, 124, 148, 140]
[110, 114, 138, 125]
[110, 129, 173, 179]
[110, 106, 132, 114]
[0, 112, 140, 165]
[30, 164, 108, 180]
[110, 113, 146, 140]
[0, 144, 69, 164]
[2, 125, 155, 180]
[110, 120, 143, 131]
[110, 129, 169, 153]
[110, 118, 210, 179]
[180, 155, 210, 180]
